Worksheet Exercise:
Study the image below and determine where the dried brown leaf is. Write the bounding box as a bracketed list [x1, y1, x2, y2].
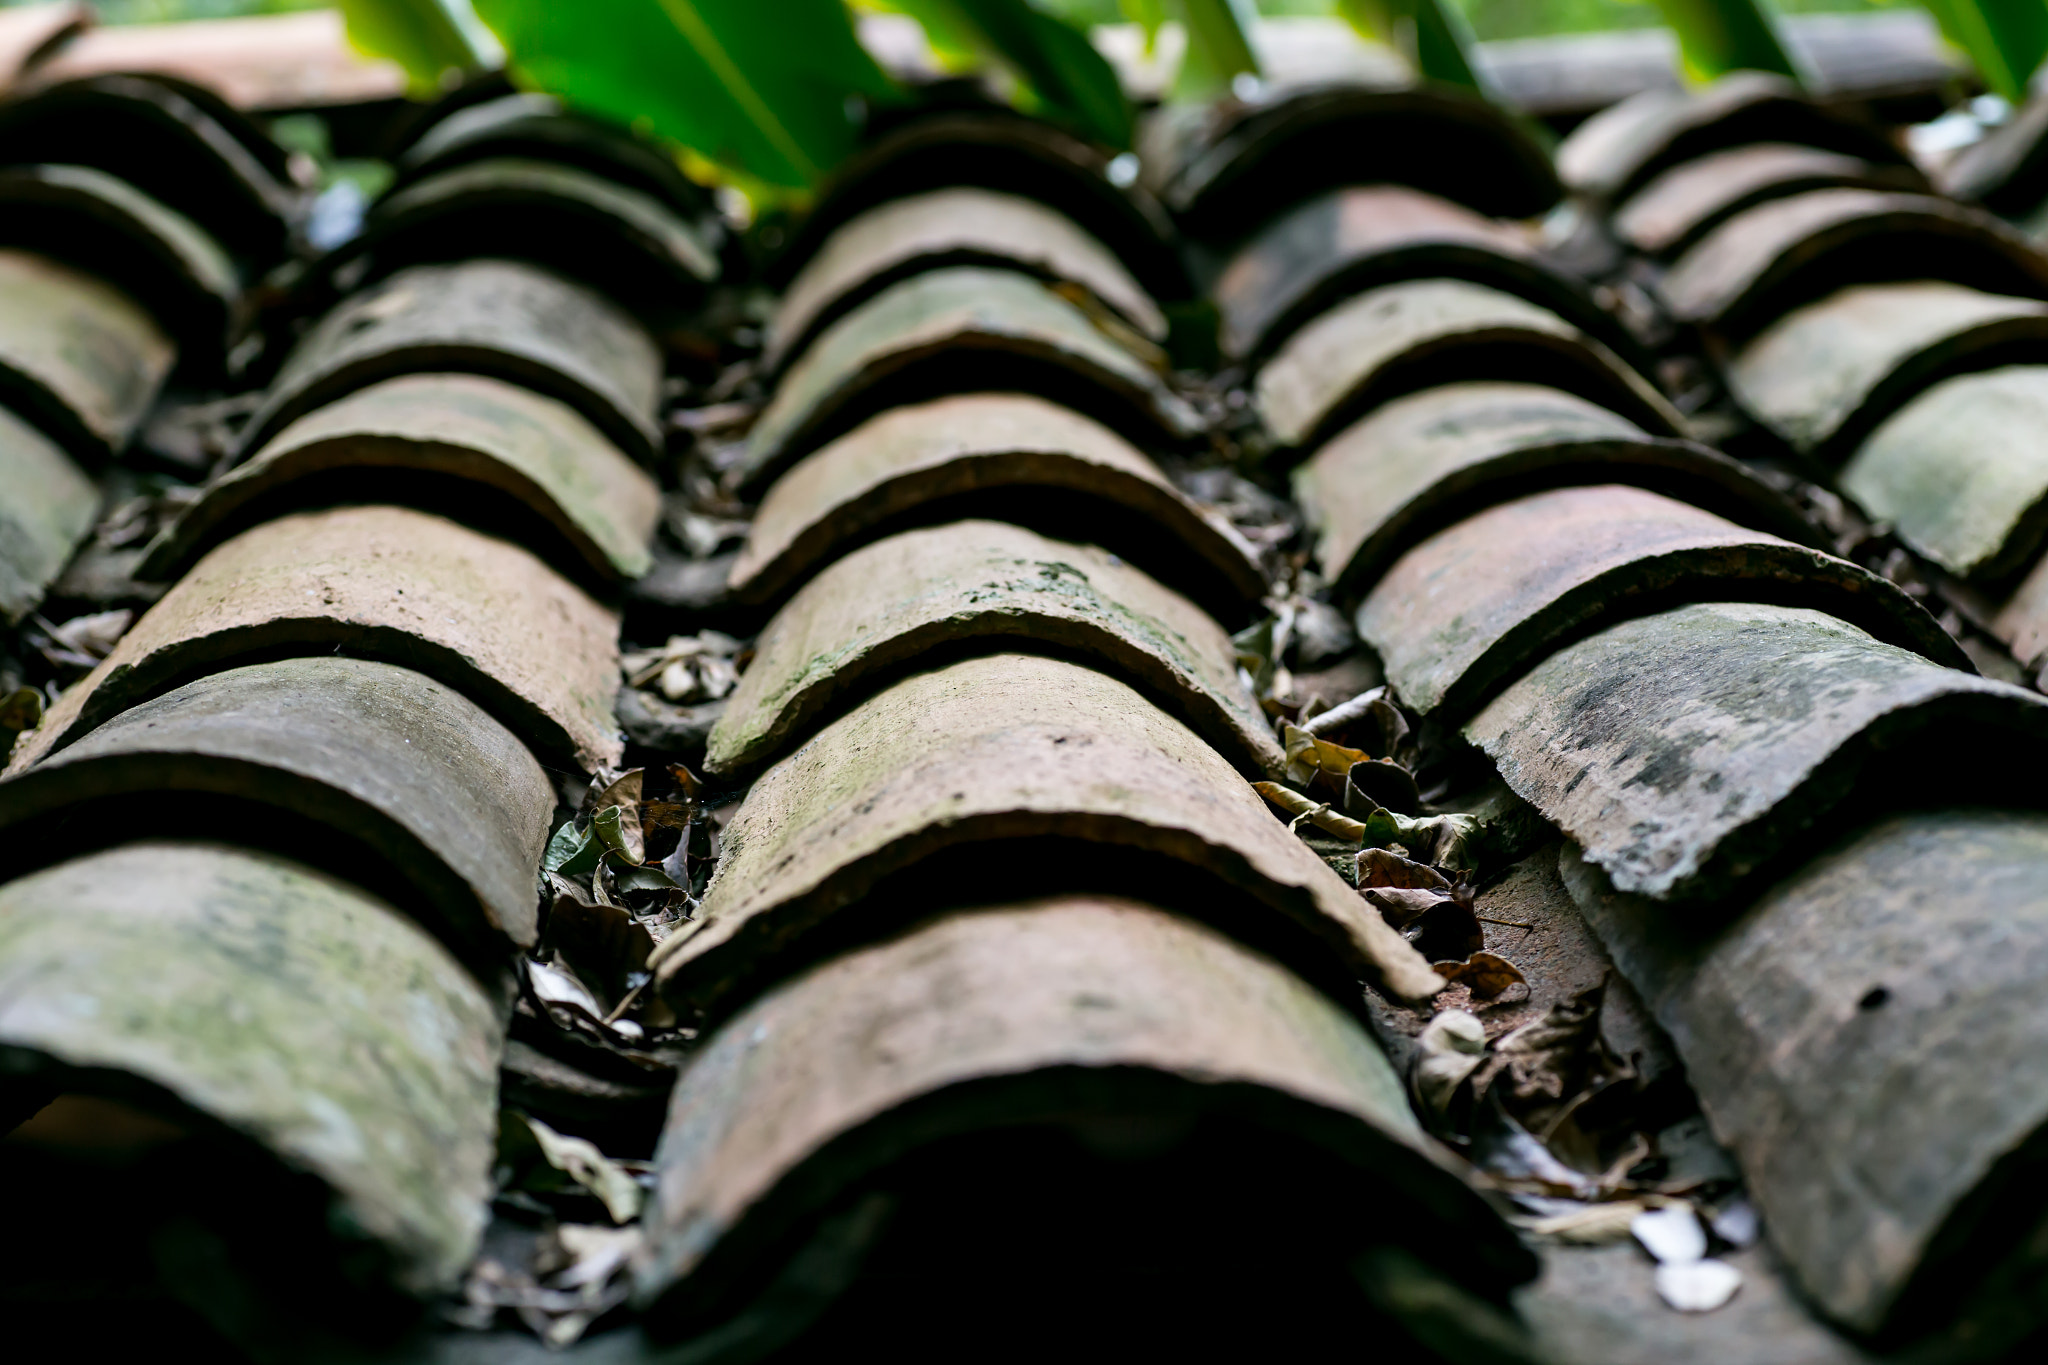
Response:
[1435, 951, 1527, 1001]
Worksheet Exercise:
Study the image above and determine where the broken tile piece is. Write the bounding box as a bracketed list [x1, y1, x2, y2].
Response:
[1563, 810, 2048, 1342]
[0, 840, 502, 1294]
[0, 246, 174, 458]
[634, 896, 1528, 1328]
[1656, 189, 2048, 339]
[1256, 278, 1683, 452]
[0, 73, 295, 262]
[1148, 84, 1560, 239]
[1839, 366, 2048, 581]
[775, 109, 1187, 307]
[767, 186, 1165, 374]
[708, 519, 1278, 778]
[1467, 602, 2048, 903]
[738, 266, 1199, 495]
[0, 403, 97, 624]
[1293, 382, 1812, 600]
[1555, 72, 1908, 205]
[17, 505, 623, 773]
[730, 392, 1263, 616]
[0, 162, 240, 365]
[1613, 142, 1924, 259]
[0, 656, 554, 965]
[356, 156, 719, 309]
[1729, 282, 2048, 462]
[655, 652, 1444, 1014]
[1360, 484, 1966, 718]
[394, 91, 718, 223]
[1214, 185, 1618, 363]
[238, 258, 663, 464]
[140, 372, 660, 584]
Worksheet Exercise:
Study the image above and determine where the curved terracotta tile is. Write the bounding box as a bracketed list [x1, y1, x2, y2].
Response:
[1295, 382, 1811, 601]
[730, 393, 1264, 615]
[709, 519, 1278, 778]
[1255, 278, 1683, 452]
[1613, 142, 1925, 259]
[140, 372, 659, 584]
[0, 404, 96, 624]
[0, 839, 502, 1294]
[0, 163, 239, 365]
[1215, 184, 1620, 364]
[1554, 71, 1908, 205]
[1467, 601, 2048, 903]
[1937, 89, 2048, 214]
[1360, 484, 1967, 719]
[766, 187, 1164, 375]
[634, 896, 1527, 1326]
[653, 652, 1442, 1013]
[1730, 282, 2048, 463]
[351, 156, 719, 311]
[1564, 810, 2048, 1339]
[0, 656, 554, 964]
[1152, 84, 1560, 238]
[19, 504, 622, 773]
[238, 259, 662, 464]
[1841, 365, 2048, 583]
[739, 267, 1200, 496]
[394, 91, 717, 222]
[0, 73, 295, 261]
[1657, 188, 2048, 340]
[0, 247, 173, 459]
[767, 109, 1186, 305]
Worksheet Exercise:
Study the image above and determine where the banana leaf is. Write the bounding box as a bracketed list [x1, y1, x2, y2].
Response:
[1648, 0, 1804, 84]
[1337, 0, 1487, 93]
[473, 0, 898, 190]
[338, 0, 490, 92]
[1919, 0, 2048, 102]
[880, 0, 1135, 146]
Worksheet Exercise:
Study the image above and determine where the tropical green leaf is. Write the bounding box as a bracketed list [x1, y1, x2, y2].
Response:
[338, 0, 489, 93]
[1919, 0, 2048, 102]
[473, 0, 898, 190]
[1336, 0, 1486, 93]
[1647, 0, 1803, 85]
[880, 0, 1135, 146]
[1171, 0, 1261, 100]
[1119, 0, 1169, 50]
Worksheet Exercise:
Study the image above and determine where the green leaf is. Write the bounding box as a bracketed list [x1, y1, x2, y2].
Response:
[1336, 0, 1486, 93]
[1171, 0, 1260, 101]
[1919, 0, 2048, 102]
[338, 0, 490, 93]
[1646, 0, 1803, 85]
[543, 819, 603, 877]
[590, 805, 638, 864]
[1119, 0, 1169, 52]
[882, 0, 1135, 146]
[472, 0, 898, 189]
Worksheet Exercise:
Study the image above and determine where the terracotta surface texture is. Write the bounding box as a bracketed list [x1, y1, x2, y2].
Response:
[1729, 281, 2048, 461]
[0, 246, 174, 458]
[0, 656, 555, 964]
[0, 402, 96, 624]
[731, 392, 1264, 613]
[636, 896, 1518, 1321]
[654, 652, 1444, 1014]
[1255, 277, 1683, 451]
[708, 519, 1279, 778]
[239, 258, 663, 464]
[0, 840, 503, 1294]
[1292, 381, 1810, 599]
[16, 504, 623, 773]
[1360, 483, 1963, 719]
[766, 186, 1165, 374]
[1612, 142, 1924, 258]
[738, 266, 1200, 494]
[141, 371, 660, 583]
[1467, 602, 2048, 903]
